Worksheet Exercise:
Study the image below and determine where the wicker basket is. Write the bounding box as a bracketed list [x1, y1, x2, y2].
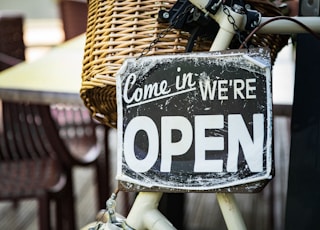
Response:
[81, 0, 289, 128]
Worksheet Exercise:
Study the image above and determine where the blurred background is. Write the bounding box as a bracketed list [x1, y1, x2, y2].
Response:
[0, 0, 295, 229]
[0, 0, 100, 229]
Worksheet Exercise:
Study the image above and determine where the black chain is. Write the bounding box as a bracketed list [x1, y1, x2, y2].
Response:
[138, 4, 194, 58]
[138, 25, 175, 59]
[222, 5, 247, 48]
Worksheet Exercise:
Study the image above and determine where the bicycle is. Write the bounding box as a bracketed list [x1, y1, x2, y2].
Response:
[80, 0, 320, 229]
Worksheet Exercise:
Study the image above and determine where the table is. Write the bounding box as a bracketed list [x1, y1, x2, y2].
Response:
[0, 34, 85, 105]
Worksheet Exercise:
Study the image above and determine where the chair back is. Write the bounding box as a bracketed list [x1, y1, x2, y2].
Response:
[0, 11, 25, 70]
[1, 103, 60, 161]
[59, 0, 88, 40]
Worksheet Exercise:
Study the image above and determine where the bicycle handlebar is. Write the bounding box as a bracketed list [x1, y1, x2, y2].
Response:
[189, 0, 320, 35]
[258, 16, 320, 34]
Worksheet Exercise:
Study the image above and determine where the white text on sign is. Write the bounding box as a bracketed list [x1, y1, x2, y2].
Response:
[123, 68, 257, 108]
[123, 114, 264, 173]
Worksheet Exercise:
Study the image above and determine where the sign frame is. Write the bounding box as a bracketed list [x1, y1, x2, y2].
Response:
[116, 48, 273, 193]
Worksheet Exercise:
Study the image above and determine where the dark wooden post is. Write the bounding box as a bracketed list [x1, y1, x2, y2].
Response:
[285, 1, 320, 228]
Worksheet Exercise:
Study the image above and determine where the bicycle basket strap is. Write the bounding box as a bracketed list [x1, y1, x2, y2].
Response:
[80, 0, 289, 128]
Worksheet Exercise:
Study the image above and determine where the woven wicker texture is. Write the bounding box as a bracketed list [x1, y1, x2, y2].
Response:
[81, 0, 289, 128]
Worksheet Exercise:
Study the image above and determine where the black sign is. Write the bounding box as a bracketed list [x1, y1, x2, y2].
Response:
[116, 48, 273, 192]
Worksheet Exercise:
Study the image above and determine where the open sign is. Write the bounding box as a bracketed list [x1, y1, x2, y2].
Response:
[116, 48, 273, 192]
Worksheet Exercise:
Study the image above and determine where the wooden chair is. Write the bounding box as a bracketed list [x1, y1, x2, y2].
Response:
[0, 11, 106, 229]
[0, 12, 77, 230]
[57, 0, 111, 210]
[49, 104, 110, 210]
[0, 102, 77, 230]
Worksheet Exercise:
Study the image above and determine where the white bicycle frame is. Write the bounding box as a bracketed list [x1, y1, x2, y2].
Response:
[85, 1, 320, 229]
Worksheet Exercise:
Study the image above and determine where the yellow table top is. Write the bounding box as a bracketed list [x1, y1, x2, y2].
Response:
[0, 34, 85, 105]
